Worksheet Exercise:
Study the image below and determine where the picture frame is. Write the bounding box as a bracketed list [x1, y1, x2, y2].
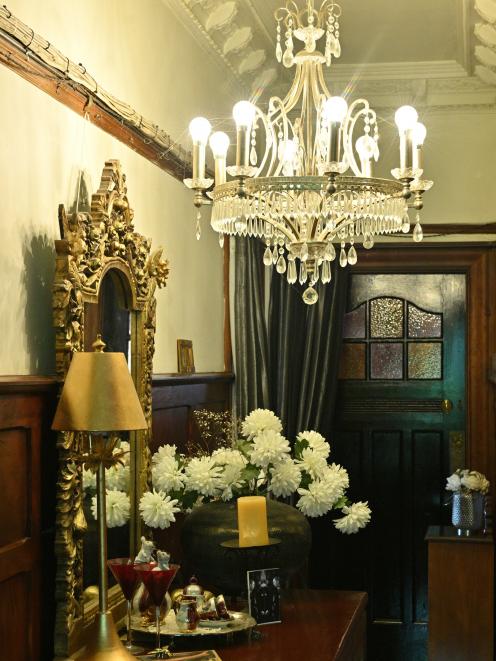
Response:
[177, 339, 195, 374]
[247, 568, 281, 625]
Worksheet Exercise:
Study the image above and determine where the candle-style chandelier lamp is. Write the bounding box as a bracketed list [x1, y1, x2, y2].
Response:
[184, 0, 433, 304]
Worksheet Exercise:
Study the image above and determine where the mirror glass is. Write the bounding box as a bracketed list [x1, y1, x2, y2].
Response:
[82, 269, 133, 596]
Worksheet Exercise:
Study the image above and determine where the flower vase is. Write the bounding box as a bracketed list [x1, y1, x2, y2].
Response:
[180, 499, 311, 596]
[451, 491, 485, 535]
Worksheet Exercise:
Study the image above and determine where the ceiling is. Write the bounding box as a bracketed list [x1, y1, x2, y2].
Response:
[165, 0, 496, 109]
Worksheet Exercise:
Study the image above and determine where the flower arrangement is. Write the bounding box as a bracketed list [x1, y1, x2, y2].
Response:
[139, 409, 371, 535]
[83, 440, 131, 528]
[445, 468, 490, 495]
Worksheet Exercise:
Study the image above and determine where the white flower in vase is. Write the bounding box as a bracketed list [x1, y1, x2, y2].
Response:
[270, 459, 301, 498]
[296, 480, 335, 517]
[297, 430, 331, 459]
[212, 447, 248, 467]
[106, 464, 130, 492]
[83, 467, 97, 492]
[184, 456, 222, 497]
[241, 409, 283, 438]
[91, 489, 131, 528]
[218, 464, 245, 501]
[445, 473, 462, 492]
[322, 463, 349, 497]
[152, 455, 185, 492]
[152, 444, 178, 464]
[139, 490, 180, 529]
[249, 429, 291, 469]
[296, 447, 328, 480]
[334, 501, 372, 534]
[115, 440, 131, 465]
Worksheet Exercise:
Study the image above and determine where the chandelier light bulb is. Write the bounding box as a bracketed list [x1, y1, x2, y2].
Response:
[394, 105, 418, 132]
[323, 96, 348, 123]
[233, 100, 257, 128]
[209, 131, 230, 158]
[412, 122, 427, 147]
[281, 138, 297, 162]
[189, 117, 212, 144]
[355, 134, 376, 159]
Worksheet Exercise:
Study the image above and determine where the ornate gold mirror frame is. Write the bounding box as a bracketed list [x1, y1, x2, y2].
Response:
[52, 160, 169, 659]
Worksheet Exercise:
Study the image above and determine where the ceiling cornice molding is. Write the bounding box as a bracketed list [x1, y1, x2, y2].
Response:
[328, 60, 468, 82]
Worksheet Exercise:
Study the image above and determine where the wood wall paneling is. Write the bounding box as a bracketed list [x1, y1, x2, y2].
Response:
[0, 378, 57, 661]
[151, 373, 234, 455]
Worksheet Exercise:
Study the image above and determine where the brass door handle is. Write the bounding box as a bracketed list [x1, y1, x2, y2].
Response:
[441, 399, 453, 414]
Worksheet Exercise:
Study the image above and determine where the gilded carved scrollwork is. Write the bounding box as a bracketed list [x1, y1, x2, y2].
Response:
[52, 160, 169, 658]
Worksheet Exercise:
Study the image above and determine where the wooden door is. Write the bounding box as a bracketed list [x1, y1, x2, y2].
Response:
[332, 273, 466, 661]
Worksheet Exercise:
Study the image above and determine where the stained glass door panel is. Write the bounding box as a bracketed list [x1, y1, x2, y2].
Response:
[331, 273, 466, 661]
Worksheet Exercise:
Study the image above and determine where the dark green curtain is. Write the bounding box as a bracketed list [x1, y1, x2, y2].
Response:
[268, 264, 349, 439]
[234, 237, 270, 418]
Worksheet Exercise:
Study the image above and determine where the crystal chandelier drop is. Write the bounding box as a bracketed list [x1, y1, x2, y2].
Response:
[184, 0, 433, 304]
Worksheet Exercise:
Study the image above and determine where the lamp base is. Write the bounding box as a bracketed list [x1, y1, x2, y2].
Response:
[80, 611, 137, 661]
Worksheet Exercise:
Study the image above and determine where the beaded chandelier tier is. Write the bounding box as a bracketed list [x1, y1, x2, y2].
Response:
[184, 0, 433, 304]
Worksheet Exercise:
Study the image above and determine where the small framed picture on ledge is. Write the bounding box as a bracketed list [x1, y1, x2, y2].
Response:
[247, 568, 281, 625]
[177, 339, 195, 374]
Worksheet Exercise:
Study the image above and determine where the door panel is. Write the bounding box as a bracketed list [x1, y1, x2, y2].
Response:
[332, 273, 466, 661]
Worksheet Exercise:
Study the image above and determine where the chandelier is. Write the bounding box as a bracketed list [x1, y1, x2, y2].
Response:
[184, 0, 433, 304]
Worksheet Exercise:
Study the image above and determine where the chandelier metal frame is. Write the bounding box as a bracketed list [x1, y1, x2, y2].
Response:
[184, 0, 433, 304]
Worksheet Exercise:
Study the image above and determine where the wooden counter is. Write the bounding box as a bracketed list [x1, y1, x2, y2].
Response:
[218, 589, 367, 661]
[426, 525, 494, 661]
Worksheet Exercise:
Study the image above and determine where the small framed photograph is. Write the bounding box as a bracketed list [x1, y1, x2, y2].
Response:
[177, 339, 195, 374]
[247, 568, 281, 625]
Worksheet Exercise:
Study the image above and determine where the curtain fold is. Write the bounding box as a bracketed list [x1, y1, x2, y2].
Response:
[233, 237, 270, 418]
[268, 265, 349, 439]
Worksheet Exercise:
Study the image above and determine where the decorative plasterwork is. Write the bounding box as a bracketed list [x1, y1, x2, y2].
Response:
[474, 0, 496, 90]
[163, 0, 496, 110]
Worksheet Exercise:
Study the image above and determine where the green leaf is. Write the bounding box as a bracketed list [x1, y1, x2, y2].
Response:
[333, 495, 349, 510]
[299, 471, 312, 490]
[241, 464, 260, 482]
[294, 438, 309, 460]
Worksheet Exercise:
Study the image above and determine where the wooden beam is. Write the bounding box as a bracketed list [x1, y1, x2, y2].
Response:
[422, 223, 496, 235]
[0, 11, 192, 182]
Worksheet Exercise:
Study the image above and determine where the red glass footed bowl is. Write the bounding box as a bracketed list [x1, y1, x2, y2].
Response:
[134, 563, 180, 607]
[107, 558, 142, 601]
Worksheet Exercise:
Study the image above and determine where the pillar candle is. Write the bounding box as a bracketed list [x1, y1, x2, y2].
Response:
[237, 496, 269, 547]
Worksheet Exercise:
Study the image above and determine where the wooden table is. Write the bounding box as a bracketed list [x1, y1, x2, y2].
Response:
[217, 589, 367, 661]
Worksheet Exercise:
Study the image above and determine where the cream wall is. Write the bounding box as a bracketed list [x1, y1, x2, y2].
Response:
[0, 0, 239, 376]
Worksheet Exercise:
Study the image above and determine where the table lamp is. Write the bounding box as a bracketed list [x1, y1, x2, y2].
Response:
[52, 335, 147, 661]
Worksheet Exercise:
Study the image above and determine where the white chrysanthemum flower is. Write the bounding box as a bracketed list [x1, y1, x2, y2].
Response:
[212, 447, 248, 467]
[297, 431, 330, 459]
[106, 464, 130, 492]
[139, 490, 180, 529]
[218, 464, 244, 501]
[249, 429, 290, 469]
[152, 444, 178, 465]
[461, 470, 490, 493]
[297, 447, 328, 479]
[83, 468, 96, 492]
[91, 490, 131, 528]
[114, 440, 131, 465]
[184, 456, 222, 497]
[334, 501, 371, 534]
[241, 409, 283, 438]
[296, 480, 334, 517]
[152, 456, 185, 493]
[322, 463, 349, 501]
[270, 459, 301, 498]
[446, 473, 462, 492]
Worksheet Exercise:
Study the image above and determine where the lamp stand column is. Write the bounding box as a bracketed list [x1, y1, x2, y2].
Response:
[80, 435, 135, 661]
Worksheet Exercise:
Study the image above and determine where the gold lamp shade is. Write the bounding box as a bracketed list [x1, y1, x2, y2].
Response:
[52, 341, 147, 432]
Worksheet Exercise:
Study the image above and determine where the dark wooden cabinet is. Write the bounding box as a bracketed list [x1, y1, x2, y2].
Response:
[426, 525, 494, 661]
